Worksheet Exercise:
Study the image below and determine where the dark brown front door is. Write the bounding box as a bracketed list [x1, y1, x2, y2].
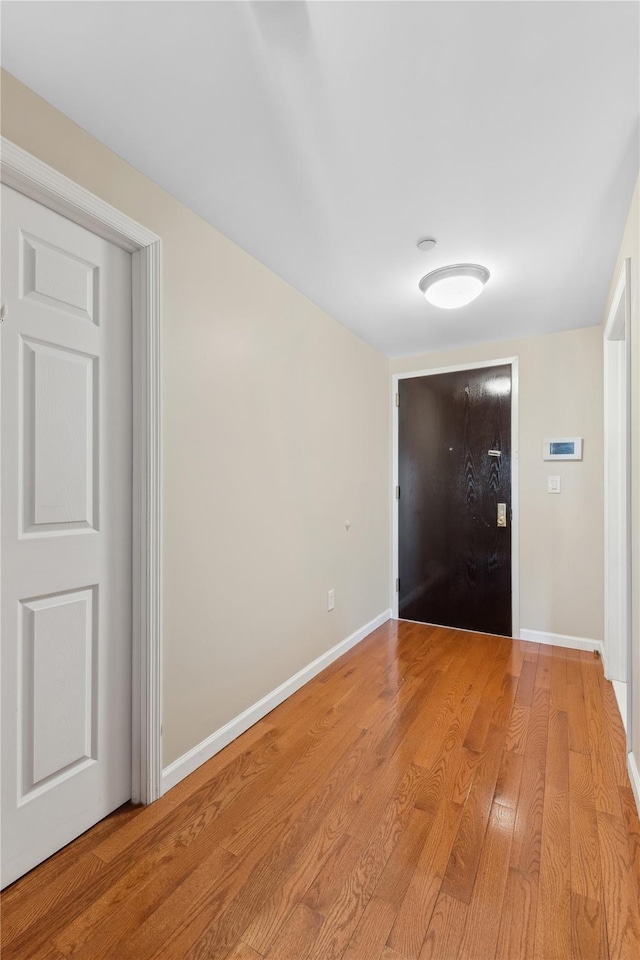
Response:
[398, 365, 512, 637]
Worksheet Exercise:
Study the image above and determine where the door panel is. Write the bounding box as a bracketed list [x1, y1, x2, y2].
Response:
[21, 588, 96, 796]
[21, 231, 99, 323]
[1, 185, 132, 887]
[22, 338, 97, 533]
[398, 366, 512, 637]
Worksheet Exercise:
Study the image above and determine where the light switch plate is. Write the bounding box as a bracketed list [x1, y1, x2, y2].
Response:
[548, 475, 561, 494]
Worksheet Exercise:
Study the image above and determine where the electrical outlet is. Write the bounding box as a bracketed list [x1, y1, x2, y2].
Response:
[327, 589, 335, 611]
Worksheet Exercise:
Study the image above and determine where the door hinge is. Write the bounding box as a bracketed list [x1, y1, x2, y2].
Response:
[396, 485, 400, 500]
[396, 577, 400, 592]
[395, 392, 400, 407]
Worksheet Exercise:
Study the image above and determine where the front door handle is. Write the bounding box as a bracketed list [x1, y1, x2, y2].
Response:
[497, 503, 507, 527]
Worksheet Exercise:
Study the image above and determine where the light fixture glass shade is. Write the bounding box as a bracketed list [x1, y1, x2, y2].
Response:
[419, 264, 490, 309]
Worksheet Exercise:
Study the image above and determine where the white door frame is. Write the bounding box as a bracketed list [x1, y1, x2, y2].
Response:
[1, 137, 163, 803]
[604, 259, 632, 743]
[392, 357, 520, 637]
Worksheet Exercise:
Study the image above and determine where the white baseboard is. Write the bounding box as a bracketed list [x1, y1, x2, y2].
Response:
[519, 628, 604, 658]
[628, 751, 640, 818]
[161, 608, 392, 794]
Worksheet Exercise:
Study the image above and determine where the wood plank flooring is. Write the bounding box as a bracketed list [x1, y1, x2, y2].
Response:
[3, 620, 639, 959]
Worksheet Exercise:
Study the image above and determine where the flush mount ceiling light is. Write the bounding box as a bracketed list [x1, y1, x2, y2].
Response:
[419, 263, 490, 309]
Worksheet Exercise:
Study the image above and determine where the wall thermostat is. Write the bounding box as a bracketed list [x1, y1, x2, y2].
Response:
[543, 437, 583, 460]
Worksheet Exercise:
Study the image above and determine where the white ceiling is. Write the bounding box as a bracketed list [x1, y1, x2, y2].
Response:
[2, 1, 638, 357]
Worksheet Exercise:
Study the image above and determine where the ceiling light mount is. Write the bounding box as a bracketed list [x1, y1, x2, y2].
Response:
[419, 263, 490, 309]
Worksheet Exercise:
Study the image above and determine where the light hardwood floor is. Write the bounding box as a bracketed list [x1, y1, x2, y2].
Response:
[2, 620, 640, 959]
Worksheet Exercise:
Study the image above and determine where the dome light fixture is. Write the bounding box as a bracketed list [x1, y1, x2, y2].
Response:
[419, 263, 490, 309]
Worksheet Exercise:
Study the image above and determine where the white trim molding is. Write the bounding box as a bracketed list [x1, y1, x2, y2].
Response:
[1, 137, 163, 804]
[519, 628, 604, 659]
[628, 752, 640, 818]
[612, 681, 627, 733]
[162, 608, 392, 794]
[603, 258, 632, 750]
[392, 357, 519, 636]
[0, 138, 156, 252]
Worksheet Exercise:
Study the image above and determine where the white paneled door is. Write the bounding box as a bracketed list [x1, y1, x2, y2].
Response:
[1, 184, 132, 888]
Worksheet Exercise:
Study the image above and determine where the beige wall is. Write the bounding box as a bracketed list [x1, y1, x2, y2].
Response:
[1, 71, 391, 766]
[603, 175, 640, 762]
[392, 326, 604, 642]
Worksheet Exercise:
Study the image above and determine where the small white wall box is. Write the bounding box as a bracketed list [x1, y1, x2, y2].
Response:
[543, 437, 583, 460]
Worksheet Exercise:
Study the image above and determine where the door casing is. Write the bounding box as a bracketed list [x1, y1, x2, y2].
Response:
[1, 137, 163, 804]
[603, 259, 632, 747]
[392, 357, 520, 637]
